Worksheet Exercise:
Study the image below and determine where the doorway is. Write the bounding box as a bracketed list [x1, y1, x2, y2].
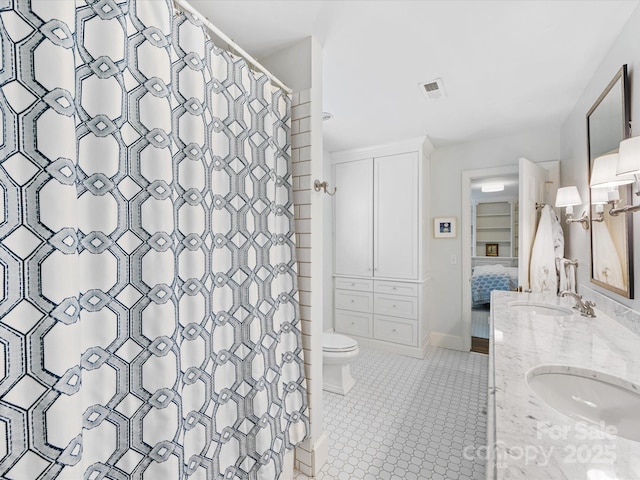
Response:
[461, 166, 519, 353]
[461, 160, 560, 353]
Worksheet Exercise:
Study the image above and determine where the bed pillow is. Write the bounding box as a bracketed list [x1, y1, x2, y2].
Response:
[472, 264, 505, 275]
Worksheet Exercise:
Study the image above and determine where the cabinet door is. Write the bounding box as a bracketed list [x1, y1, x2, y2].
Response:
[374, 152, 418, 279]
[334, 159, 373, 276]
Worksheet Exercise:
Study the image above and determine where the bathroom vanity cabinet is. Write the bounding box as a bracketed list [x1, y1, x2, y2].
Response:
[331, 138, 432, 358]
[488, 290, 640, 479]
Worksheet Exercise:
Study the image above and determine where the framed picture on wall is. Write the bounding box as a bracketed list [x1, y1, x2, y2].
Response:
[486, 243, 499, 256]
[434, 217, 456, 238]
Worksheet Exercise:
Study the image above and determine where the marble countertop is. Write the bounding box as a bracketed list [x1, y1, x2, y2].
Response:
[489, 290, 640, 480]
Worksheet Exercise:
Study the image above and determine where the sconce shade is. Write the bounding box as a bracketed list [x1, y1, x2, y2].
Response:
[617, 136, 640, 176]
[555, 186, 582, 207]
[590, 153, 635, 188]
[590, 187, 609, 205]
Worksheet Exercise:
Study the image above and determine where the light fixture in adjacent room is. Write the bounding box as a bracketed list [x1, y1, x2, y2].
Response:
[555, 186, 589, 229]
[481, 183, 504, 193]
[322, 112, 333, 122]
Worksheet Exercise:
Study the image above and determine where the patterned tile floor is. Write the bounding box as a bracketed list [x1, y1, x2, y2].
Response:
[295, 346, 488, 480]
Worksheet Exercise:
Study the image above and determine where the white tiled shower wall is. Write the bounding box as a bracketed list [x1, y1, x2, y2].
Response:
[291, 88, 328, 475]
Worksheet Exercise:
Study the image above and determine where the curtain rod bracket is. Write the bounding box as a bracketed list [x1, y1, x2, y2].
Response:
[173, 0, 292, 94]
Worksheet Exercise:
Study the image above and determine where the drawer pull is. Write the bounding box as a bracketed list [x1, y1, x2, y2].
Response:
[392, 329, 397, 333]
[392, 304, 397, 308]
[351, 283, 355, 286]
[351, 322, 355, 326]
[392, 287, 397, 290]
[351, 299, 355, 303]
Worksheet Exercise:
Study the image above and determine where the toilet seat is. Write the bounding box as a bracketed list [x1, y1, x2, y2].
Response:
[323, 332, 358, 353]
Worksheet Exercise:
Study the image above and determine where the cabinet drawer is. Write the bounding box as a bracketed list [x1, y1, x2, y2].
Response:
[335, 290, 373, 313]
[374, 280, 418, 296]
[335, 277, 373, 292]
[374, 293, 418, 319]
[374, 316, 417, 346]
[335, 310, 373, 338]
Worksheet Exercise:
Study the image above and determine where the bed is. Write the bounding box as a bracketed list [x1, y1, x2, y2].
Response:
[471, 264, 518, 307]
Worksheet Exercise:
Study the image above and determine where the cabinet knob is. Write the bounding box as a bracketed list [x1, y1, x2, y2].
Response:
[350, 299, 355, 303]
[351, 322, 355, 326]
[392, 329, 397, 333]
[392, 304, 397, 308]
[351, 283, 355, 286]
[392, 287, 397, 290]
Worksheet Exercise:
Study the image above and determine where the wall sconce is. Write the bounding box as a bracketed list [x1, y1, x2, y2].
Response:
[555, 186, 590, 229]
[590, 187, 609, 222]
[609, 136, 640, 215]
[590, 153, 635, 189]
[590, 152, 635, 217]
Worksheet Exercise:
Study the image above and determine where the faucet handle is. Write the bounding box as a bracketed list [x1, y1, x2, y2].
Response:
[583, 300, 596, 318]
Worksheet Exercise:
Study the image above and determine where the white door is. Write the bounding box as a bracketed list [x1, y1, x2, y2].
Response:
[374, 152, 419, 280]
[334, 159, 374, 276]
[518, 157, 548, 290]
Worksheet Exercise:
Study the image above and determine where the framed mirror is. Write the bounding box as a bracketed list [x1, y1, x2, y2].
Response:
[587, 64, 634, 298]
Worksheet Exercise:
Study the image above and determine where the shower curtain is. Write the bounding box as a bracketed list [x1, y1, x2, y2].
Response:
[0, 1, 308, 478]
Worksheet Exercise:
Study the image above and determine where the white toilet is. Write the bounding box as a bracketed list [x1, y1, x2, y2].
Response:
[322, 332, 359, 395]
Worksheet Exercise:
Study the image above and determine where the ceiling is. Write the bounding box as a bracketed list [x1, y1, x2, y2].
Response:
[188, 0, 639, 153]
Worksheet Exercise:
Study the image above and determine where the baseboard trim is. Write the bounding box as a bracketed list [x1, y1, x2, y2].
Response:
[429, 332, 465, 351]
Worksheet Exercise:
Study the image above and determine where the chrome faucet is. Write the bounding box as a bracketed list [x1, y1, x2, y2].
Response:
[560, 291, 596, 317]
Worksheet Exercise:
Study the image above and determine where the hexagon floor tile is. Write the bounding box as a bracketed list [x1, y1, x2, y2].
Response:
[294, 346, 488, 480]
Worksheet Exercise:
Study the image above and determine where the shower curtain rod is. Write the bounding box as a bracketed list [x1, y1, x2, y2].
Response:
[173, 0, 293, 94]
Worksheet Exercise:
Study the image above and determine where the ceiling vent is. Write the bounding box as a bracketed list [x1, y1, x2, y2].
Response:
[419, 78, 446, 100]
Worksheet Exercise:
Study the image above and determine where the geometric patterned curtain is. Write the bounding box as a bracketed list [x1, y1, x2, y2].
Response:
[0, 1, 308, 478]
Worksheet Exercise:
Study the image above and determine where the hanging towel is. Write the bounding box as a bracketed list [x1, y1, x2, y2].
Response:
[557, 258, 577, 294]
[592, 221, 625, 290]
[529, 205, 564, 293]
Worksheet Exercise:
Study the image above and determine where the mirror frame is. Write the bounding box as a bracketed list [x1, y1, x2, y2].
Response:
[586, 64, 634, 298]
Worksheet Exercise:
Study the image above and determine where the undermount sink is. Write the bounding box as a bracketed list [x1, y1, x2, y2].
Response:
[527, 365, 640, 442]
[507, 301, 574, 317]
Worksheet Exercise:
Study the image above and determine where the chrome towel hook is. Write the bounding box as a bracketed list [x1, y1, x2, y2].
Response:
[314, 180, 337, 196]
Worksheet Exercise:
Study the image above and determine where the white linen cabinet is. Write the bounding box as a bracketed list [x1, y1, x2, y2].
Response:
[331, 138, 432, 358]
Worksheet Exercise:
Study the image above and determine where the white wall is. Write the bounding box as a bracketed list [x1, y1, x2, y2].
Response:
[322, 148, 334, 332]
[261, 37, 314, 92]
[429, 129, 561, 344]
[560, 4, 640, 312]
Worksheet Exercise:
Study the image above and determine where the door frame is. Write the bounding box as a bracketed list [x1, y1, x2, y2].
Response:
[461, 161, 560, 352]
[461, 165, 519, 352]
